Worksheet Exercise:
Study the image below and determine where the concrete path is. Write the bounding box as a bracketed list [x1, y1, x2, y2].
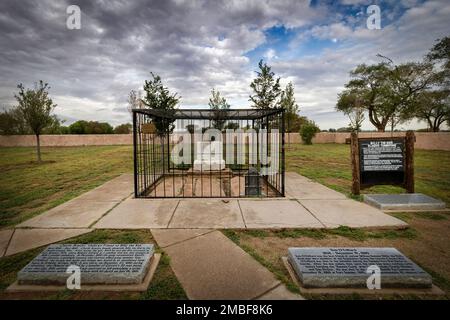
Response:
[0, 229, 14, 257]
[151, 229, 303, 300]
[3, 172, 406, 256]
[15, 171, 405, 230]
[4, 228, 92, 257]
[19, 174, 133, 228]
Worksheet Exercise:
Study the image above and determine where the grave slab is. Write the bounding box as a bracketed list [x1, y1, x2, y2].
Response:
[164, 231, 279, 299]
[0, 229, 14, 257]
[5, 229, 92, 256]
[18, 199, 118, 228]
[364, 193, 446, 211]
[151, 229, 213, 248]
[283, 257, 443, 295]
[7, 253, 160, 292]
[16, 244, 154, 285]
[93, 199, 179, 229]
[168, 200, 245, 228]
[299, 199, 408, 228]
[288, 247, 432, 288]
[239, 200, 324, 228]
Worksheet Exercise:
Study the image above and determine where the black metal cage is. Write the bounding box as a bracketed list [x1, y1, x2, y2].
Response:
[132, 108, 285, 198]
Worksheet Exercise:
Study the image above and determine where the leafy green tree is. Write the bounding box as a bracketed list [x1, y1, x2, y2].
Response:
[414, 90, 449, 131]
[224, 122, 239, 130]
[249, 59, 281, 109]
[69, 120, 88, 134]
[280, 82, 300, 132]
[337, 59, 436, 132]
[42, 116, 65, 134]
[208, 89, 230, 130]
[426, 36, 450, 75]
[15, 81, 58, 162]
[417, 37, 450, 132]
[300, 121, 320, 145]
[142, 73, 179, 136]
[0, 107, 31, 135]
[114, 123, 132, 134]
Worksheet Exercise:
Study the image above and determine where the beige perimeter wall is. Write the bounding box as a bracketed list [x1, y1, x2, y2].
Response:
[1, 132, 449, 151]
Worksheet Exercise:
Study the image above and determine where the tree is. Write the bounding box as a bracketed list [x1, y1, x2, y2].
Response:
[127, 90, 144, 114]
[335, 94, 365, 132]
[337, 58, 436, 132]
[68, 120, 114, 134]
[414, 90, 449, 131]
[69, 120, 88, 134]
[418, 37, 450, 132]
[142, 73, 179, 136]
[249, 59, 282, 109]
[15, 81, 58, 162]
[426, 36, 450, 75]
[280, 82, 300, 132]
[208, 89, 230, 131]
[0, 107, 31, 135]
[41, 116, 65, 134]
[299, 121, 320, 145]
[114, 123, 132, 134]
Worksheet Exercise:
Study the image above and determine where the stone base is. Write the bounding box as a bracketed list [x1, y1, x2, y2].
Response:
[193, 159, 225, 171]
[364, 193, 446, 211]
[7, 254, 160, 292]
[282, 257, 444, 296]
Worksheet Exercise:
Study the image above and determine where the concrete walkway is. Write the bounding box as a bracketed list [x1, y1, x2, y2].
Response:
[91, 172, 406, 230]
[1, 172, 407, 257]
[151, 229, 303, 300]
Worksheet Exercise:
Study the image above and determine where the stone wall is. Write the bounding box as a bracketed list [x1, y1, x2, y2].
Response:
[1, 132, 449, 151]
[0, 134, 132, 147]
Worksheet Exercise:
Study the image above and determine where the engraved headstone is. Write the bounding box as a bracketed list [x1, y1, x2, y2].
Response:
[288, 247, 432, 288]
[18, 244, 154, 285]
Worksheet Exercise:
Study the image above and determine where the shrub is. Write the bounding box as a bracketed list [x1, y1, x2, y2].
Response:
[300, 122, 320, 145]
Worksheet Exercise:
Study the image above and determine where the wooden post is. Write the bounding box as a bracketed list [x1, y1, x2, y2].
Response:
[405, 130, 415, 193]
[350, 132, 360, 195]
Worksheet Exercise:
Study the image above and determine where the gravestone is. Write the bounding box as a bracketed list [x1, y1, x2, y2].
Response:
[193, 141, 225, 171]
[17, 244, 154, 285]
[245, 167, 261, 196]
[288, 247, 432, 288]
[364, 193, 446, 210]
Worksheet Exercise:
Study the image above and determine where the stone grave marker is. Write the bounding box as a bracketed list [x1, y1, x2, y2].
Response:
[17, 244, 154, 285]
[364, 193, 446, 210]
[288, 247, 432, 288]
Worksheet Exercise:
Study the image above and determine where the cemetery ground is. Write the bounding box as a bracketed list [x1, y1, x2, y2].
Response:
[0, 144, 449, 299]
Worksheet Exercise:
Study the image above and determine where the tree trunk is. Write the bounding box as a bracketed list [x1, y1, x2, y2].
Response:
[36, 134, 42, 163]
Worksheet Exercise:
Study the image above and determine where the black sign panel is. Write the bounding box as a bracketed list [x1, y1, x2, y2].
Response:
[359, 139, 405, 186]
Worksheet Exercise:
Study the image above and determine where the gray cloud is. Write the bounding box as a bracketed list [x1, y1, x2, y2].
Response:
[0, 0, 448, 130]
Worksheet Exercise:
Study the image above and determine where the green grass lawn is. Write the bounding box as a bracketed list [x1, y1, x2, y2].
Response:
[1, 144, 448, 228]
[0, 146, 133, 227]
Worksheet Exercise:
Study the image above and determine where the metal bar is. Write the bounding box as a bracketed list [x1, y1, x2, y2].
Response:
[133, 111, 138, 197]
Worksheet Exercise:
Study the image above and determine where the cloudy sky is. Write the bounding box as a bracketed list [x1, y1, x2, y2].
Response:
[0, 0, 449, 130]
